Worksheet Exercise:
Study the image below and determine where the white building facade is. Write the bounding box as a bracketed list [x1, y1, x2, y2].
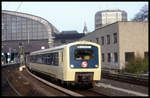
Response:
[95, 9, 127, 30]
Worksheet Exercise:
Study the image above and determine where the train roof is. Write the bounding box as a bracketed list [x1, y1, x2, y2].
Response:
[30, 41, 99, 55]
[30, 44, 67, 55]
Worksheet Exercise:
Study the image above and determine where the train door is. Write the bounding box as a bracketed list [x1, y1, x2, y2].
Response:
[26, 54, 30, 67]
[58, 50, 64, 80]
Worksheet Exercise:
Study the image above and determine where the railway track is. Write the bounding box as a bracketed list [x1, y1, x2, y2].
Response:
[26, 67, 83, 96]
[25, 67, 109, 96]
[71, 88, 107, 96]
[102, 71, 148, 87]
[2, 65, 52, 96]
[2, 64, 21, 96]
[26, 67, 108, 96]
[2, 64, 39, 96]
[2, 64, 82, 96]
[2, 63, 148, 96]
[2, 64, 105, 96]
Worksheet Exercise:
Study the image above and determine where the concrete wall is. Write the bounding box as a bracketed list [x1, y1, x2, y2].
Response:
[80, 22, 120, 69]
[118, 22, 148, 69]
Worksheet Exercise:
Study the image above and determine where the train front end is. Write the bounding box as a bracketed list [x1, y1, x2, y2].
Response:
[65, 41, 101, 87]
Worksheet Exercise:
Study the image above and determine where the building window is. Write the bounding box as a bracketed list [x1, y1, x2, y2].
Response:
[113, 33, 117, 44]
[144, 52, 148, 59]
[107, 53, 111, 62]
[96, 38, 99, 44]
[101, 36, 104, 45]
[114, 52, 118, 63]
[107, 35, 110, 44]
[125, 52, 135, 62]
[2, 22, 4, 30]
[102, 53, 105, 62]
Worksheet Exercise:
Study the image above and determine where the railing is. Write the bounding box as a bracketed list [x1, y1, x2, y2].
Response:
[102, 70, 148, 87]
[2, 63, 20, 67]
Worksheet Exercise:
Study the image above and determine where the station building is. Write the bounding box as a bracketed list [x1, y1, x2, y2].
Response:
[80, 21, 148, 70]
[2, 10, 59, 52]
[2, 10, 59, 63]
[1, 10, 85, 64]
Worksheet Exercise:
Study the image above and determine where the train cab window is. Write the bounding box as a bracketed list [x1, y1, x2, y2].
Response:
[74, 49, 94, 60]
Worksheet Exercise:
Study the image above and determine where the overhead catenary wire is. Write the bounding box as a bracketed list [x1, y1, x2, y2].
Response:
[16, 2, 23, 12]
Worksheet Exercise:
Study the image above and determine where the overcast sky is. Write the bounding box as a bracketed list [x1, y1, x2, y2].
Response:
[2, 2, 148, 33]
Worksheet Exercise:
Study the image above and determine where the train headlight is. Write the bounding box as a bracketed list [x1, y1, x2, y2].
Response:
[95, 64, 98, 68]
[71, 64, 74, 68]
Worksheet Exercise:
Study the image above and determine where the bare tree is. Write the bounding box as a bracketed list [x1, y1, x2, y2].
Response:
[132, 4, 148, 21]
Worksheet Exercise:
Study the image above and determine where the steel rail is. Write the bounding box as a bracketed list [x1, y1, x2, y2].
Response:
[6, 77, 22, 96]
[26, 68, 84, 97]
[2, 63, 22, 96]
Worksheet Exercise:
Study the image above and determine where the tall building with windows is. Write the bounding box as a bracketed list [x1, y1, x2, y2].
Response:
[80, 21, 148, 70]
[2, 10, 59, 54]
[95, 9, 127, 30]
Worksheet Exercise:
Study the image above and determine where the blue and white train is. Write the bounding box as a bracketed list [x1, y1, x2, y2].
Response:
[27, 41, 101, 87]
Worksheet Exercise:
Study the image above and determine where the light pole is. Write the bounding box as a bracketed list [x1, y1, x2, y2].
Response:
[7, 52, 10, 64]
[19, 42, 25, 66]
[1, 53, 4, 64]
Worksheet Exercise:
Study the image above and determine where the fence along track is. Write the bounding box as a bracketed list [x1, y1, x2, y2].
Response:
[102, 71, 148, 87]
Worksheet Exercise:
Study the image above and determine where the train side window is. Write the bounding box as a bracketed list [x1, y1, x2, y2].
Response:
[33, 55, 36, 63]
[55, 53, 58, 65]
[52, 53, 57, 66]
[30, 56, 32, 62]
[51, 53, 54, 65]
[42, 54, 44, 64]
[46, 54, 49, 65]
[53, 53, 56, 65]
[47, 54, 51, 65]
[49, 53, 52, 65]
[62, 52, 63, 62]
[36, 55, 39, 63]
[37, 55, 42, 64]
[42, 54, 47, 64]
[36, 52, 59, 66]
[31, 55, 33, 63]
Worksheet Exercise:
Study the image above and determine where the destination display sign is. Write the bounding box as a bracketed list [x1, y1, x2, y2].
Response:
[77, 46, 91, 48]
